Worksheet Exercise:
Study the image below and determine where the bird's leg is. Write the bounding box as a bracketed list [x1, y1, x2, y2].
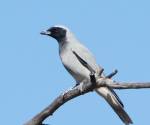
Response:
[90, 72, 97, 89]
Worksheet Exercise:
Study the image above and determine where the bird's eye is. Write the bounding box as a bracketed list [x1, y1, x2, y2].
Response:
[52, 28, 58, 33]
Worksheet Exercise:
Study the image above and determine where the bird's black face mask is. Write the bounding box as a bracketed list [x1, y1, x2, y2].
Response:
[41, 27, 67, 41]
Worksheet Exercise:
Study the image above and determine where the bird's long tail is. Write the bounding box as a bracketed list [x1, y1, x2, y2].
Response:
[96, 87, 133, 125]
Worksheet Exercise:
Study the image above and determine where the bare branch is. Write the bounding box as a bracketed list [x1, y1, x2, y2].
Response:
[24, 75, 150, 125]
[24, 81, 93, 125]
[107, 82, 150, 89]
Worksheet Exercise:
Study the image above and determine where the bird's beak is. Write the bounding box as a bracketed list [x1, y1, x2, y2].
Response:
[40, 31, 51, 36]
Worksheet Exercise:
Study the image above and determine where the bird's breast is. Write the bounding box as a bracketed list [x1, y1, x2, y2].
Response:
[60, 48, 91, 83]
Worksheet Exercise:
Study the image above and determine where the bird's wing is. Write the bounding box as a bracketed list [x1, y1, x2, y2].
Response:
[59, 41, 102, 83]
[71, 42, 102, 74]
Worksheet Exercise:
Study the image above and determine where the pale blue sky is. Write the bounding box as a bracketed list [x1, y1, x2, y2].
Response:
[0, 0, 150, 125]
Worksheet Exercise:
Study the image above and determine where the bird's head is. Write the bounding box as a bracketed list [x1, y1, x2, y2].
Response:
[40, 25, 70, 42]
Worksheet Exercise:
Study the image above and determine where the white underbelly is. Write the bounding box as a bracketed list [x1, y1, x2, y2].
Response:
[61, 53, 91, 83]
[69, 68, 90, 83]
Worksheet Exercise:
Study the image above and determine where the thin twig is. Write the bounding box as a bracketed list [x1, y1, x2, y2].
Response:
[107, 82, 150, 89]
[106, 69, 118, 78]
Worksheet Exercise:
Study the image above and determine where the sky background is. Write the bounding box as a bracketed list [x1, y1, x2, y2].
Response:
[0, 0, 150, 125]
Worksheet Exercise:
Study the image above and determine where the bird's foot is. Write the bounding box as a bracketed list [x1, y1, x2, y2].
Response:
[77, 82, 84, 93]
[73, 83, 80, 88]
[61, 87, 73, 96]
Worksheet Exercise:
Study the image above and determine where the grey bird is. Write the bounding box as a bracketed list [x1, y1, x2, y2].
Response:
[41, 25, 133, 125]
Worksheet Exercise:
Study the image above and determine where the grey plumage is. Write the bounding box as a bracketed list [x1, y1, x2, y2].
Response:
[41, 25, 133, 124]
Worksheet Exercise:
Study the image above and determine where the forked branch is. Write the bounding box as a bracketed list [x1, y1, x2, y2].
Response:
[24, 76, 150, 125]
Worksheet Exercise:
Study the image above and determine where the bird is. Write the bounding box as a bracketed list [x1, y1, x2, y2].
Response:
[40, 25, 133, 125]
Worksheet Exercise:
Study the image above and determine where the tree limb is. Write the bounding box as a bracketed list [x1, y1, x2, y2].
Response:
[105, 82, 150, 89]
[24, 76, 150, 125]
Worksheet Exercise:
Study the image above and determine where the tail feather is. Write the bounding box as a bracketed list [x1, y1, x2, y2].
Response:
[108, 87, 124, 107]
[96, 87, 133, 125]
